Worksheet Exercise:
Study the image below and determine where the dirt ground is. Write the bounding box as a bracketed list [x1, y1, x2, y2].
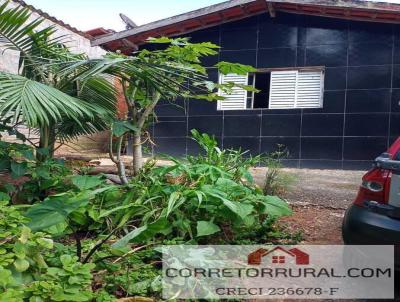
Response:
[251, 167, 367, 244]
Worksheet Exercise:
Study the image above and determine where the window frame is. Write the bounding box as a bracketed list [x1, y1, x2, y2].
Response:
[217, 66, 325, 111]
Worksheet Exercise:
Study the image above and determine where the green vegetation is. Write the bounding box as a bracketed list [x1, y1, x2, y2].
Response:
[0, 132, 295, 300]
[0, 3, 297, 301]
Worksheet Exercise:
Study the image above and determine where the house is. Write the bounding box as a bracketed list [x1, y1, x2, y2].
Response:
[248, 246, 309, 265]
[95, 0, 400, 169]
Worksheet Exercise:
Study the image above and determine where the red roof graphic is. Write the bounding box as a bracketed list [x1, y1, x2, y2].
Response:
[248, 246, 309, 265]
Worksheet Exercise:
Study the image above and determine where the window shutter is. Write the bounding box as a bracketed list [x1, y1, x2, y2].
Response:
[296, 71, 323, 108]
[218, 73, 248, 110]
[269, 70, 298, 109]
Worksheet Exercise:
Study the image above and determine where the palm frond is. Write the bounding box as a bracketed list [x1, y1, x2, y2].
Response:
[0, 72, 94, 127]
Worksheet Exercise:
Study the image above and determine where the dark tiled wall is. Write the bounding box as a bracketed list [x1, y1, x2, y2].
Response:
[147, 12, 400, 169]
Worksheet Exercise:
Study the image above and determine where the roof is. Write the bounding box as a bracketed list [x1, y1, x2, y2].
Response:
[91, 0, 400, 53]
[11, 0, 93, 39]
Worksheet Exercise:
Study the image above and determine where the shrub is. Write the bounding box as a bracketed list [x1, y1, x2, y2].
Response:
[263, 145, 297, 196]
[0, 200, 96, 302]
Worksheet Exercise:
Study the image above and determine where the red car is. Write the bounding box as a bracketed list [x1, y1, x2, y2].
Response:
[342, 138, 400, 267]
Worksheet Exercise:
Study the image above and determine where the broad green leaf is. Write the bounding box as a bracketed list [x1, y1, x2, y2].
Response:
[71, 175, 103, 190]
[36, 238, 53, 249]
[112, 120, 139, 137]
[223, 199, 254, 220]
[20, 149, 34, 161]
[19, 226, 31, 244]
[10, 162, 27, 178]
[112, 218, 169, 248]
[196, 221, 220, 237]
[0, 268, 13, 287]
[25, 193, 90, 231]
[215, 61, 256, 75]
[0, 158, 10, 170]
[14, 259, 29, 272]
[259, 195, 292, 217]
[0, 192, 10, 201]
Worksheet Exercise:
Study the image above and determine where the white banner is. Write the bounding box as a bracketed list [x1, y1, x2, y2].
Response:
[162, 245, 394, 299]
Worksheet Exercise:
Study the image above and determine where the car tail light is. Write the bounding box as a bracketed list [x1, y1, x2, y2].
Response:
[354, 168, 391, 206]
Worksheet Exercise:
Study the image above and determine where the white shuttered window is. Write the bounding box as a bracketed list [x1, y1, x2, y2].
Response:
[217, 73, 248, 110]
[269, 70, 298, 109]
[269, 70, 323, 109]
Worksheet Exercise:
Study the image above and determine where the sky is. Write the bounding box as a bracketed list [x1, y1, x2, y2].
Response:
[24, 0, 226, 32]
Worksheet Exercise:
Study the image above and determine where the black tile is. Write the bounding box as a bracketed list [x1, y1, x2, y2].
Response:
[258, 15, 298, 48]
[347, 65, 391, 89]
[153, 117, 187, 137]
[301, 137, 343, 160]
[221, 27, 257, 50]
[305, 44, 347, 67]
[390, 113, 400, 137]
[187, 136, 222, 156]
[346, 89, 391, 113]
[304, 90, 345, 113]
[261, 114, 301, 136]
[154, 138, 187, 157]
[305, 16, 348, 45]
[343, 137, 387, 160]
[324, 67, 347, 90]
[224, 115, 261, 137]
[188, 99, 221, 116]
[280, 159, 300, 168]
[345, 113, 389, 136]
[342, 161, 372, 170]
[393, 65, 400, 88]
[301, 114, 344, 136]
[395, 42, 400, 65]
[300, 160, 342, 169]
[349, 21, 393, 44]
[263, 108, 302, 115]
[391, 89, 400, 112]
[206, 68, 219, 82]
[296, 47, 306, 67]
[220, 50, 256, 66]
[188, 116, 223, 137]
[348, 42, 392, 66]
[220, 15, 259, 30]
[155, 98, 186, 116]
[200, 53, 219, 67]
[257, 48, 296, 68]
[224, 109, 262, 116]
[186, 29, 220, 45]
[260, 137, 300, 159]
[223, 137, 260, 156]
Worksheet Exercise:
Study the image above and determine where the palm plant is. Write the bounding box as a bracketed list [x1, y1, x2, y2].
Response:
[58, 39, 257, 182]
[0, 2, 117, 159]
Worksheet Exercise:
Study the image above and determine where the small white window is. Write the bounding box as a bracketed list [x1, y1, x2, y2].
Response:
[269, 70, 323, 109]
[217, 73, 248, 110]
[217, 68, 324, 110]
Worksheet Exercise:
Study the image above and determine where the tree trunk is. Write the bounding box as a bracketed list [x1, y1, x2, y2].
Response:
[132, 134, 143, 175]
[37, 124, 56, 161]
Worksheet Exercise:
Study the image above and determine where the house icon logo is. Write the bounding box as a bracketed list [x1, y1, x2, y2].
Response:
[248, 246, 309, 265]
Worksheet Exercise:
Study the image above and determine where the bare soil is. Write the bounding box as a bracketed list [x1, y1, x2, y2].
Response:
[251, 167, 367, 244]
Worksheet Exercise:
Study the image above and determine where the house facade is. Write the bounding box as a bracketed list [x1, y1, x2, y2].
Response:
[93, 0, 400, 169]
